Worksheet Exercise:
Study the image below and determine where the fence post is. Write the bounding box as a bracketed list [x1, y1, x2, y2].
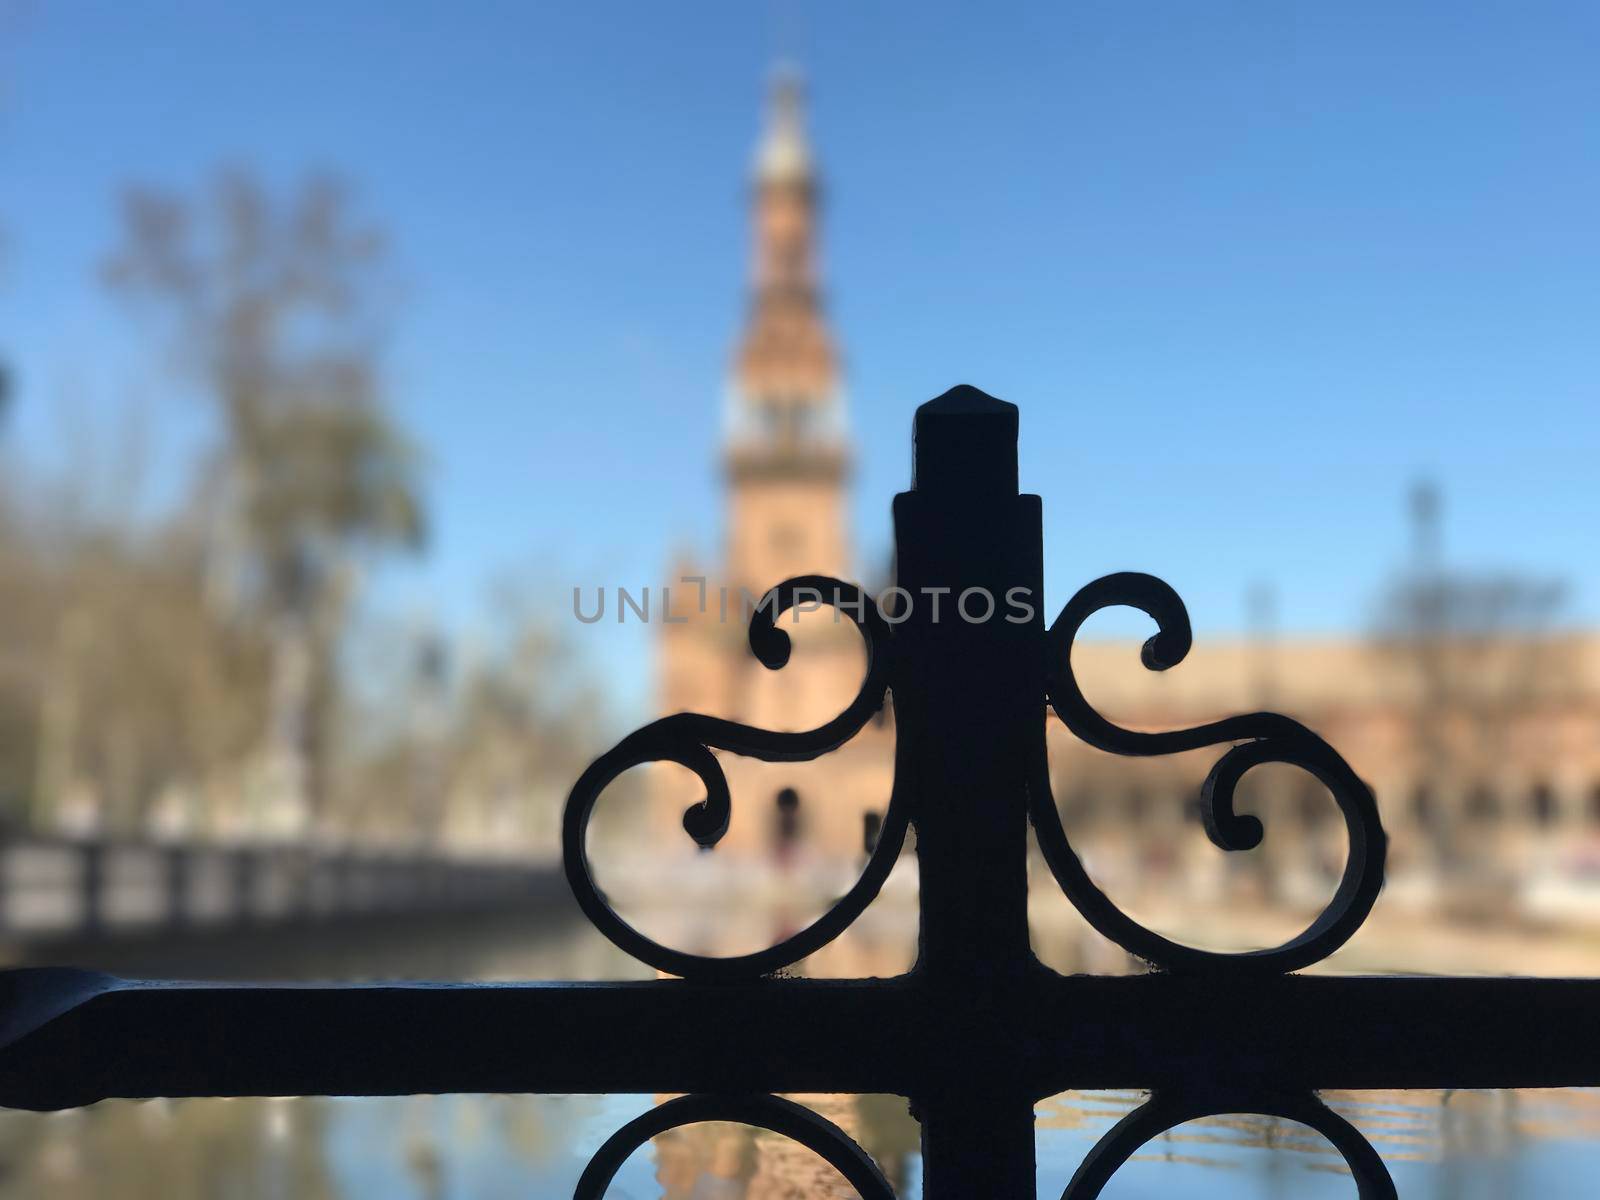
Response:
[893, 386, 1042, 1198]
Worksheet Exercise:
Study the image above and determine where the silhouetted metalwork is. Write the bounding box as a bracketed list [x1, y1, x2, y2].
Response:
[1033, 570, 1387, 975]
[563, 575, 906, 980]
[1, 386, 1597, 1197]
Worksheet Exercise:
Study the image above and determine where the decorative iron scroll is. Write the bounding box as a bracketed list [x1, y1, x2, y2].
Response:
[1061, 1088, 1397, 1199]
[574, 1093, 896, 1200]
[563, 576, 906, 981]
[1029, 572, 1387, 975]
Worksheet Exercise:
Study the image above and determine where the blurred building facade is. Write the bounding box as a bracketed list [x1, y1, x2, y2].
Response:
[657, 71, 1600, 924]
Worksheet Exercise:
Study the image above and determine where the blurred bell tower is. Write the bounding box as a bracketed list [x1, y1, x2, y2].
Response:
[724, 67, 850, 598]
[655, 66, 873, 853]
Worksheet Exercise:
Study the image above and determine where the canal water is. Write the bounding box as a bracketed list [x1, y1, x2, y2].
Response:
[4, 886, 1600, 1197]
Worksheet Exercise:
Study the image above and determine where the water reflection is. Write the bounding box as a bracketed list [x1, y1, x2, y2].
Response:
[635, 1094, 917, 1200]
[1038, 1089, 1600, 1199]
[0, 1097, 340, 1199]
[7, 1088, 1600, 1198]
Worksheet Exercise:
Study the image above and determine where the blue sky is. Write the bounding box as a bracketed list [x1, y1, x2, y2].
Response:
[2, 1, 1598, 716]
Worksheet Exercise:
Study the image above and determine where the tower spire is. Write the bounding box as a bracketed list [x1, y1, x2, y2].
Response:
[755, 65, 812, 188]
[729, 66, 843, 458]
[723, 66, 849, 598]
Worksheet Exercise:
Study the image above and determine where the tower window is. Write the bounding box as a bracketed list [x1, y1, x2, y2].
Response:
[1297, 782, 1327, 827]
[1411, 783, 1434, 827]
[773, 786, 802, 851]
[1465, 784, 1499, 822]
[862, 811, 883, 855]
[1530, 783, 1557, 827]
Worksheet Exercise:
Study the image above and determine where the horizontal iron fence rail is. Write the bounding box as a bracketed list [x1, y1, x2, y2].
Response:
[3, 970, 1600, 1112]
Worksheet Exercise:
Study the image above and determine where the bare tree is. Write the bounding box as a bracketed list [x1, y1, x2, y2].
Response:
[104, 170, 424, 836]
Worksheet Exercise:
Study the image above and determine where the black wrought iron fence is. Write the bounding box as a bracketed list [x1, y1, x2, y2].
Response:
[2, 386, 1597, 1197]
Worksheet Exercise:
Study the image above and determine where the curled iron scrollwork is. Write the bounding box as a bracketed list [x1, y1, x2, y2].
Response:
[574, 1093, 897, 1200]
[1061, 1088, 1397, 1199]
[1031, 572, 1387, 975]
[563, 576, 906, 980]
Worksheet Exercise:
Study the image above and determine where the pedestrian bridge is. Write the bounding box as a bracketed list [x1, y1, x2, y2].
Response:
[0, 835, 558, 947]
